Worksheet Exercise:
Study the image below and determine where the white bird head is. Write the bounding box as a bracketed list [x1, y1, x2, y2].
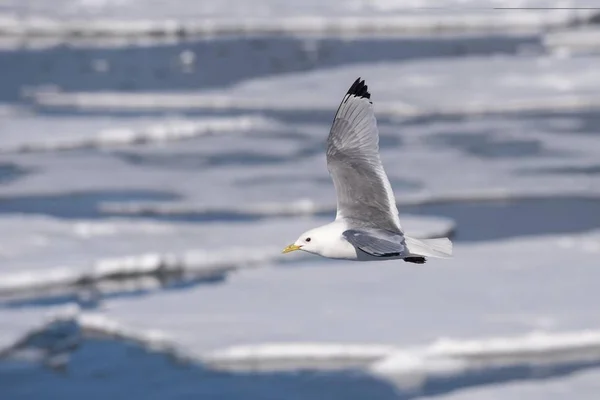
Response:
[282, 227, 323, 255]
[282, 223, 348, 257]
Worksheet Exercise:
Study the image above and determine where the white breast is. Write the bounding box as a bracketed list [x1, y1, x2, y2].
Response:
[311, 221, 360, 260]
[321, 237, 360, 260]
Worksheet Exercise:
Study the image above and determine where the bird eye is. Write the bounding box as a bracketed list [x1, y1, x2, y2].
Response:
[305, 237, 311, 242]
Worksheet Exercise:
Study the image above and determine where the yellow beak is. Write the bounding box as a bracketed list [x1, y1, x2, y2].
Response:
[282, 244, 302, 254]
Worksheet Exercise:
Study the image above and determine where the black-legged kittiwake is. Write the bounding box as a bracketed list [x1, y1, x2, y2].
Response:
[282, 78, 453, 263]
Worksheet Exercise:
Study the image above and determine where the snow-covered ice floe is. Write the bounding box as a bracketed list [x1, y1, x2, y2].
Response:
[371, 330, 600, 390]
[31, 52, 600, 117]
[544, 27, 600, 55]
[423, 367, 600, 400]
[0, 115, 280, 154]
[0, 214, 454, 307]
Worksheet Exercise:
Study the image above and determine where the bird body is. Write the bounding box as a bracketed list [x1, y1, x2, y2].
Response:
[282, 78, 453, 263]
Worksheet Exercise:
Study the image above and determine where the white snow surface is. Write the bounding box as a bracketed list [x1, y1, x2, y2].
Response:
[544, 27, 600, 55]
[424, 369, 600, 400]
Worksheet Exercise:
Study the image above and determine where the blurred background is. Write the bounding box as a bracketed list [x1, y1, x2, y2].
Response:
[1, 1, 600, 399]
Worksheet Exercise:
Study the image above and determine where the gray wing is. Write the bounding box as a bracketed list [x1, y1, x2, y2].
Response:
[327, 78, 402, 233]
[343, 228, 407, 257]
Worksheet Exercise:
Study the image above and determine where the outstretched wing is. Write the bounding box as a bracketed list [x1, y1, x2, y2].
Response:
[343, 228, 407, 257]
[326, 78, 402, 233]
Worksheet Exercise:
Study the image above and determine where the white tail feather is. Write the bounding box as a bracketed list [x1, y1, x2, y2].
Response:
[405, 236, 453, 259]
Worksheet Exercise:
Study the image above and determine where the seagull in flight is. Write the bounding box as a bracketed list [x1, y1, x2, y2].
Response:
[282, 78, 452, 263]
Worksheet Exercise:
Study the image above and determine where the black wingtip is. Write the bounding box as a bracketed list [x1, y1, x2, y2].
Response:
[404, 257, 426, 264]
[347, 77, 371, 100]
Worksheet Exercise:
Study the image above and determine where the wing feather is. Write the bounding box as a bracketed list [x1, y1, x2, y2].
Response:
[326, 78, 402, 233]
[343, 228, 406, 257]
